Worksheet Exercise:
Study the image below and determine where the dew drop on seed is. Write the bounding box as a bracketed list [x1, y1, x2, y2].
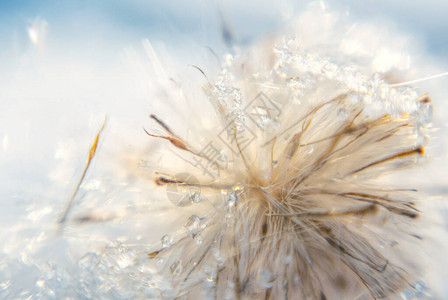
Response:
[35, 280, 45, 288]
[212, 248, 224, 265]
[252, 106, 270, 124]
[170, 260, 183, 275]
[190, 191, 202, 203]
[251, 106, 281, 131]
[185, 215, 201, 231]
[206, 273, 216, 283]
[161, 234, 174, 248]
[285, 77, 296, 87]
[204, 264, 217, 283]
[306, 146, 314, 154]
[233, 184, 244, 191]
[337, 108, 349, 120]
[199, 217, 207, 230]
[227, 192, 236, 207]
[417, 100, 432, 127]
[116, 254, 133, 269]
[192, 233, 203, 245]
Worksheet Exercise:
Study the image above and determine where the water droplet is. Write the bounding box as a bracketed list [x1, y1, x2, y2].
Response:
[116, 254, 133, 268]
[227, 192, 236, 207]
[250, 106, 280, 130]
[233, 184, 243, 191]
[35, 280, 45, 288]
[337, 108, 349, 120]
[207, 274, 216, 283]
[212, 248, 225, 265]
[170, 260, 183, 275]
[417, 100, 432, 124]
[166, 173, 200, 207]
[199, 217, 208, 230]
[204, 264, 217, 283]
[161, 234, 174, 248]
[190, 192, 202, 203]
[306, 146, 314, 154]
[286, 77, 297, 87]
[185, 215, 201, 231]
[192, 233, 203, 245]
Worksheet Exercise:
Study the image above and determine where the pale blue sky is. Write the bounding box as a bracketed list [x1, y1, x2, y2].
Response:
[0, 0, 446, 57]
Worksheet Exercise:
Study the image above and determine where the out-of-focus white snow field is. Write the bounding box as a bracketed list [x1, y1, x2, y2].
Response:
[0, 0, 447, 298]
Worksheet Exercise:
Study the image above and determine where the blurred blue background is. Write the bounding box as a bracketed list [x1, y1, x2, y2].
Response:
[0, 0, 447, 298]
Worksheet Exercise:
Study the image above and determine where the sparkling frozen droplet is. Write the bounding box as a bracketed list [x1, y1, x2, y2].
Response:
[185, 215, 201, 231]
[251, 106, 271, 126]
[35, 280, 45, 288]
[212, 248, 225, 265]
[199, 217, 208, 230]
[204, 264, 217, 283]
[170, 260, 183, 275]
[233, 184, 244, 192]
[206, 273, 216, 283]
[192, 233, 203, 245]
[116, 254, 134, 269]
[416, 98, 433, 133]
[190, 191, 202, 203]
[306, 146, 314, 154]
[337, 107, 349, 120]
[161, 234, 174, 248]
[227, 192, 236, 207]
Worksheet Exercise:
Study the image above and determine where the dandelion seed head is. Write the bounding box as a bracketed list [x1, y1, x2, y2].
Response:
[33, 3, 436, 299]
[134, 30, 432, 299]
